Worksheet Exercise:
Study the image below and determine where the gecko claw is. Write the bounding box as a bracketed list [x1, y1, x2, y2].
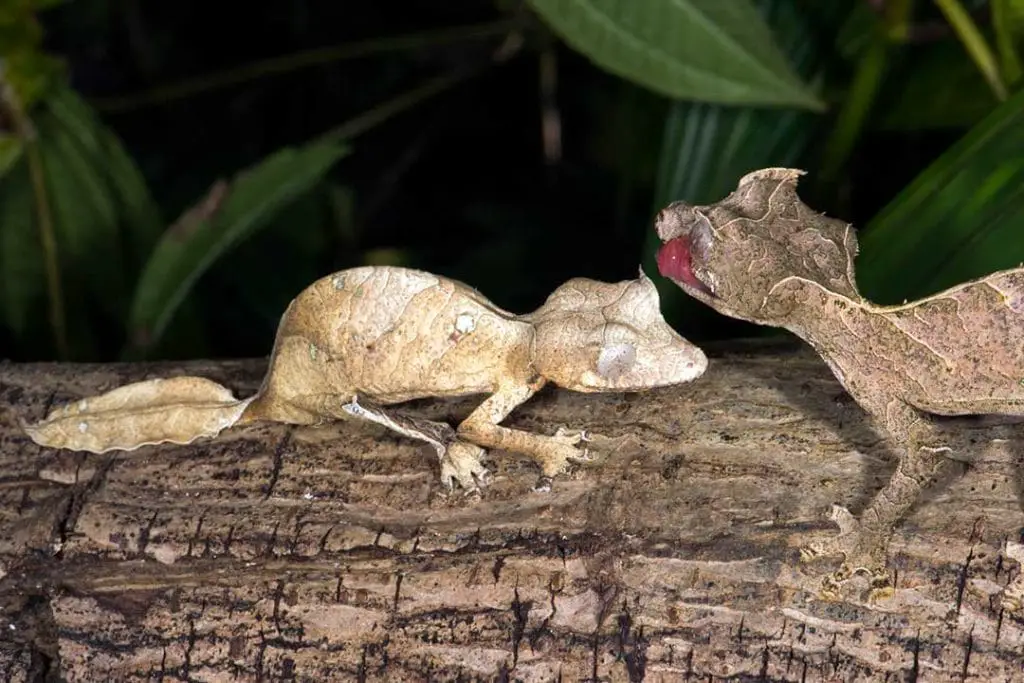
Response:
[553, 427, 590, 444]
[532, 475, 554, 493]
[800, 504, 893, 602]
[438, 441, 491, 493]
[1000, 541, 1024, 613]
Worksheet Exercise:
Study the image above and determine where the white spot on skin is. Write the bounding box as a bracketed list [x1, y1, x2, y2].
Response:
[331, 274, 345, 290]
[455, 313, 476, 334]
[1008, 291, 1024, 313]
[78, 421, 88, 433]
[77, 399, 88, 411]
[309, 343, 318, 361]
[597, 343, 636, 380]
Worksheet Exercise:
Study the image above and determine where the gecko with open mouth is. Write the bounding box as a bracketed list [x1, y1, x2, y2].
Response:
[655, 167, 1024, 599]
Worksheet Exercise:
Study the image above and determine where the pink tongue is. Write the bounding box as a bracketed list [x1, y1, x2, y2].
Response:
[656, 237, 709, 294]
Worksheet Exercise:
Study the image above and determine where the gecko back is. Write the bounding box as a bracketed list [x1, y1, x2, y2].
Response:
[877, 269, 1024, 416]
[243, 266, 535, 423]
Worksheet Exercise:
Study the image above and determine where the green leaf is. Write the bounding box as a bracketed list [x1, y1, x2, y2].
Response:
[36, 107, 127, 319]
[0, 134, 24, 179]
[877, 40, 999, 130]
[642, 0, 837, 335]
[127, 140, 348, 352]
[2, 49, 65, 111]
[46, 85, 163, 263]
[858, 85, 1024, 303]
[0, 158, 41, 338]
[525, 0, 823, 110]
[934, 0, 1007, 100]
[993, 0, 1024, 84]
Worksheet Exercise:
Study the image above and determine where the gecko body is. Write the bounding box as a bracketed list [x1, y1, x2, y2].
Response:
[654, 168, 1024, 598]
[26, 266, 707, 491]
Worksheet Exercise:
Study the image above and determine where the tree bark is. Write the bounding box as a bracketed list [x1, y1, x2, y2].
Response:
[1, 342, 1023, 682]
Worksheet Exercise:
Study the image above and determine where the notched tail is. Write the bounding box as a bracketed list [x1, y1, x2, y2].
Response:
[22, 376, 255, 453]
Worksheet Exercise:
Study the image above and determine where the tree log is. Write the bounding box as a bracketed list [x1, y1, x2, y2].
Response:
[1, 342, 1024, 682]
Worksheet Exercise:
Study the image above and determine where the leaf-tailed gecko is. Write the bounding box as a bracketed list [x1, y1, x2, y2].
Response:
[24, 266, 707, 491]
[654, 167, 1024, 594]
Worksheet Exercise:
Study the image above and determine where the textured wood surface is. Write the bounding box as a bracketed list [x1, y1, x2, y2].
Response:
[1, 342, 1024, 682]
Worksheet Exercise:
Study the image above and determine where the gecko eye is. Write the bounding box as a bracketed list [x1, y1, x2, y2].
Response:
[596, 343, 636, 380]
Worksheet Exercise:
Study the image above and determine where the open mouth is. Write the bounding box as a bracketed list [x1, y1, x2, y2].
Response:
[656, 236, 714, 296]
[654, 204, 716, 297]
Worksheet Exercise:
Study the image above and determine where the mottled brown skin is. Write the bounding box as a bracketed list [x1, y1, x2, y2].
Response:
[25, 266, 706, 492]
[654, 167, 1024, 595]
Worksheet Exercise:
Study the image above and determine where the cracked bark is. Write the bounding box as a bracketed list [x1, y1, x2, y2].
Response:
[1, 341, 1024, 682]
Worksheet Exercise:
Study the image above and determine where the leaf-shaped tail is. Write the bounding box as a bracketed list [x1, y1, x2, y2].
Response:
[22, 376, 255, 453]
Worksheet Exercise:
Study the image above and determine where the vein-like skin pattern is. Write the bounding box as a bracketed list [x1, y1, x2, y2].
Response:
[654, 167, 1024, 601]
[23, 266, 707, 489]
[246, 267, 535, 422]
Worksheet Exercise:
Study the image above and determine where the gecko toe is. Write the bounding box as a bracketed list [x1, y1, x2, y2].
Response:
[553, 427, 589, 445]
[532, 475, 554, 493]
[438, 441, 490, 493]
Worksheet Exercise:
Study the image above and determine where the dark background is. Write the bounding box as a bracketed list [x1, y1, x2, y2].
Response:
[1, 0, 1016, 362]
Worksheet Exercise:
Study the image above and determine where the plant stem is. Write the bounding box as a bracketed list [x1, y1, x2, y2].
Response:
[23, 132, 67, 359]
[934, 0, 1008, 100]
[0, 68, 69, 359]
[91, 19, 521, 113]
[991, 0, 1023, 86]
[4, 94, 70, 361]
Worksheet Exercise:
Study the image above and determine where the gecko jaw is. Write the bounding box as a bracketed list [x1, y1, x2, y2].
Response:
[656, 235, 715, 298]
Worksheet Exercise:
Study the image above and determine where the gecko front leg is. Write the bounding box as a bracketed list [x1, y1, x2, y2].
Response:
[802, 398, 952, 597]
[341, 395, 489, 491]
[456, 379, 592, 490]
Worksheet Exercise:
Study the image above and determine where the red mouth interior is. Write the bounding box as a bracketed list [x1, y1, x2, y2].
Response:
[656, 237, 712, 295]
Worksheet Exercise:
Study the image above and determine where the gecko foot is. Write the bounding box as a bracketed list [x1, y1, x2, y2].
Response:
[438, 441, 491, 492]
[530, 428, 594, 487]
[527, 429, 595, 492]
[999, 541, 1024, 614]
[799, 505, 893, 602]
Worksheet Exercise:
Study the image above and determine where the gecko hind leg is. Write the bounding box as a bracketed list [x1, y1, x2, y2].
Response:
[800, 441, 952, 601]
[341, 395, 490, 491]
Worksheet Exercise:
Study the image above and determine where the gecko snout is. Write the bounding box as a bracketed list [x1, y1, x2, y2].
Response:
[654, 203, 690, 241]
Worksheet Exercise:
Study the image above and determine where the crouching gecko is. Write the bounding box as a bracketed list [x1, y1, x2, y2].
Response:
[24, 266, 707, 491]
[654, 167, 1024, 599]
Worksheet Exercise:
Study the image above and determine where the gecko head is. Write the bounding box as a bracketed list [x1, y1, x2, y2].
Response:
[654, 168, 860, 325]
[528, 270, 707, 392]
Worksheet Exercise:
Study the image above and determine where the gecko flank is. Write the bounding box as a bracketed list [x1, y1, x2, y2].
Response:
[25, 266, 707, 492]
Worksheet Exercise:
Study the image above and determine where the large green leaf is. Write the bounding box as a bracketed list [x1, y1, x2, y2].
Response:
[36, 106, 127, 320]
[127, 140, 348, 352]
[0, 158, 41, 338]
[0, 84, 161, 358]
[993, 0, 1024, 83]
[45, 85, 163, 262]
[877, 40, 999, 131]
[525, 0, 823, 110]
[642, 0, 840, 336]
[0, 134, 24, 180]
[857, 85, 1024, 303]
[1, 48, 64, 111]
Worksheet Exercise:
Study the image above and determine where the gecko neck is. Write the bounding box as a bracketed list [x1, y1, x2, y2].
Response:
[766, 279, 876, 362]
